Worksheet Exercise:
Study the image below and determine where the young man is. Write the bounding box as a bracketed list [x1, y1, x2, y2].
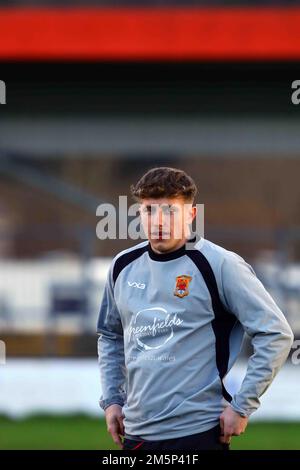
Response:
[97, 167, 294, 451]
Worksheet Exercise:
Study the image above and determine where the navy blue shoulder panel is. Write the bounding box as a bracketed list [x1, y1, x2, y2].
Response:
[186, 249, 237, 403]
[113, 244, 148, 285]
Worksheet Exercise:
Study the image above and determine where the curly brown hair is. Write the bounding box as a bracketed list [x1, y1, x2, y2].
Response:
[130, 167, 197, 202]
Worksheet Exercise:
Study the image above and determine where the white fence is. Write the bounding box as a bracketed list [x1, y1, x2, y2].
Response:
[0, 359, 299, 421]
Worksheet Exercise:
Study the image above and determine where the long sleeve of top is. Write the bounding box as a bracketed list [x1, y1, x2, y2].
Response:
[97, 262, 126, 411]
[96, 236, 294, 440]
[220, 252, 294, 417]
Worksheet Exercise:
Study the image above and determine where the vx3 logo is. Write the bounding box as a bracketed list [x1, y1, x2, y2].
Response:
[128, 281, 146, 289]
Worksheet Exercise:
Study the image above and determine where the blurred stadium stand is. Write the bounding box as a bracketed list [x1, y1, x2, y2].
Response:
[0, 0, 299, 360]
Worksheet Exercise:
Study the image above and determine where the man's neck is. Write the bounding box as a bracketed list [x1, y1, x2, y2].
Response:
[150, 235, 192, 255]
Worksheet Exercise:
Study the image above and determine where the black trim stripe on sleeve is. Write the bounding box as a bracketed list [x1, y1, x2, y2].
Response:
[113, 244, 148, 285]
[186, 250, 237, 403]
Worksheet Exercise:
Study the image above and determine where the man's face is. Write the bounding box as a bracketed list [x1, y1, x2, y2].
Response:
[139, 196, 196, 253]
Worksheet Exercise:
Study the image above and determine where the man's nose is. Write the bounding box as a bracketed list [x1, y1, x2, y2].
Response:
[151, 207, 163, 226]
[157, 209, 170, 229]
[158, 208, 164, 226]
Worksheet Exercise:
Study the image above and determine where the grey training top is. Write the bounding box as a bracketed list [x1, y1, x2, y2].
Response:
[97, 235, 294, 441]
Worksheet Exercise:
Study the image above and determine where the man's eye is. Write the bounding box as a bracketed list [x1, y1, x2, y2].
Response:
[162, 206, 177, 214]
[142, 205, 177, 214]
[144, 207, 157, 214]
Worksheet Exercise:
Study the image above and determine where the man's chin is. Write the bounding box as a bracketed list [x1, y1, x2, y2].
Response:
[149, 239, 174, 253]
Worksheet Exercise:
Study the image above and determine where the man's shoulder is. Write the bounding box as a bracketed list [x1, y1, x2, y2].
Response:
[192, 238, 255, 304]
[109, 240, 149, 282]
[112, 240, 149, 263]
[193, 237, 245, 267]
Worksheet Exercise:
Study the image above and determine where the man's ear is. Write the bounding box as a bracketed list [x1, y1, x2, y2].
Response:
[185, 203, 197, 224]
[191, 204, 197, 222]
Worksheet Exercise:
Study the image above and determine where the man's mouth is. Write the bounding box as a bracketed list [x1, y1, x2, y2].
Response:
[152, 232, 170, 239]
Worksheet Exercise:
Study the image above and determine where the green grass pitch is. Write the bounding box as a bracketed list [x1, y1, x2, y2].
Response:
[0, 416, 299, 450]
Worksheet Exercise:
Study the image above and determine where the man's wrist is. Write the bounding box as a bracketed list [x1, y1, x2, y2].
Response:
[229, 402, 249, 418]
[99, 396, 125, 411]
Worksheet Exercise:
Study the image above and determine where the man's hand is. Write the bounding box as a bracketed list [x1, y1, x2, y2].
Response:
[105, 404, 125, 448]
[219, 406, 248, 444]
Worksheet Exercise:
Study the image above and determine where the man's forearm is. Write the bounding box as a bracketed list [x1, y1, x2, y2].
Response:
[230, 327, 294, 417]
[97, 332, 127, 411]
[221, 253, 294, 417]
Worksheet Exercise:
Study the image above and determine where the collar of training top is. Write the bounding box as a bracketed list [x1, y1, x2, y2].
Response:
[147, 235, 198, 262]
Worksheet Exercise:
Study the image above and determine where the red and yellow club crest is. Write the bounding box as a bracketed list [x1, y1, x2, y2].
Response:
[174, 275, 192, 298]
